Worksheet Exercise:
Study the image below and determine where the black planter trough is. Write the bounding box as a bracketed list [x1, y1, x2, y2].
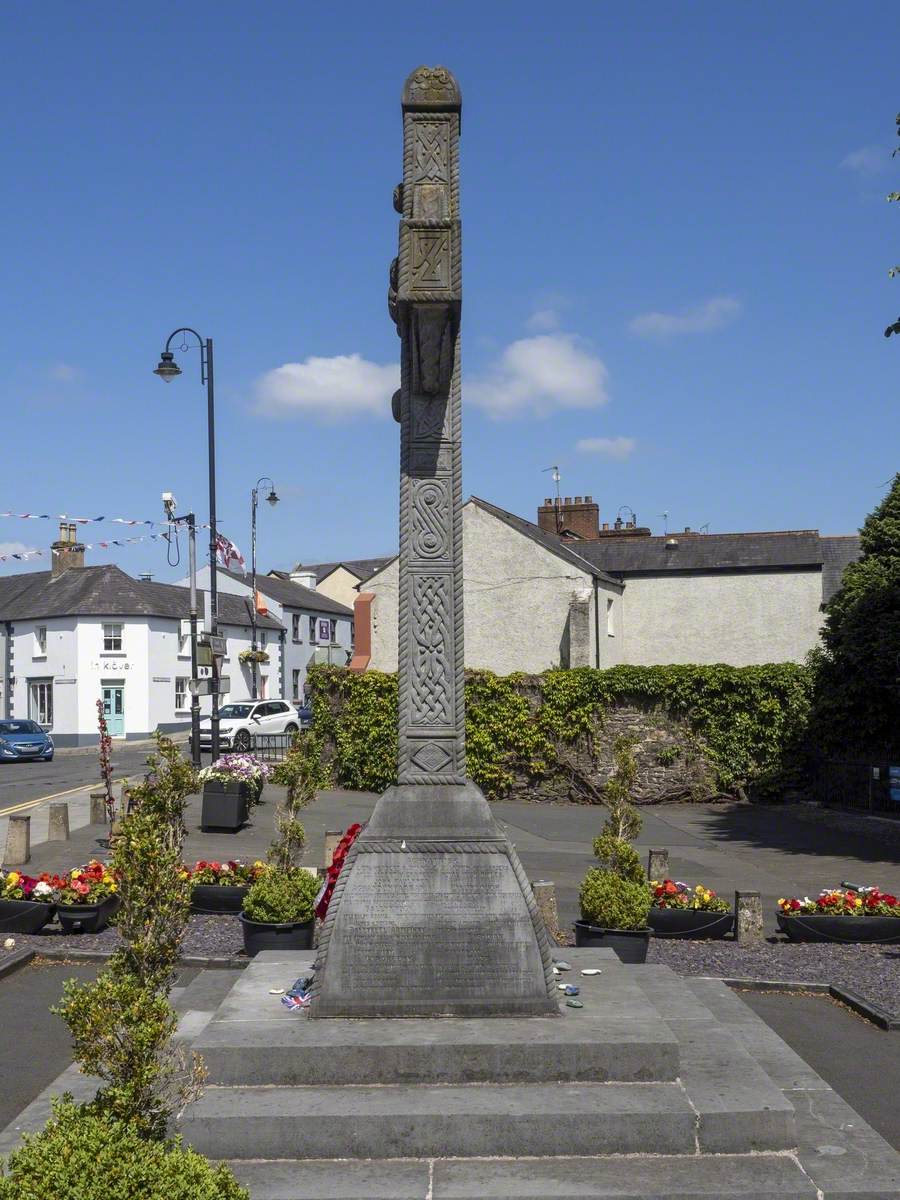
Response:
[649, 907, 735, 940]
[0, 899, 54, 934]
[239, 912, 314, 957]
[777, 912, 900, 944]
[191, 883, 248, 914]
[573, 921, 651, 962]
[56, 894, 121, 935]
[201, 781, 249, 832]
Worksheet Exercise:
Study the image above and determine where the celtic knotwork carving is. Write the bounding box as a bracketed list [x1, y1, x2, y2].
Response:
[414, 122, 449, 183]
[411, 480, 449, 559]
[410, 305, 453, 395]
[404, 66, 460, 106]
[411, 229, 450, 290]
[410, 574, 452, 726]
[412, 396, 447, 439]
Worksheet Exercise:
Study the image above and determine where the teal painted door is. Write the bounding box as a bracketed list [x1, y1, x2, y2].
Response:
[102, 685, 125, 737]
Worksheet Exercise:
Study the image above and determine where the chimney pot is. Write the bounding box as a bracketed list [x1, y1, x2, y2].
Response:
[575, 496, 582, 504]
[544, 498, 552, 505]
[603, 522, 609, 531]
[586, 495, 592, 502]
[684, 526, 691, 533]
[564, 497, 572, 505]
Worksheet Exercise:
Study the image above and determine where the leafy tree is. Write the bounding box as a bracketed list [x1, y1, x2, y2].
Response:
[811, 473, 900, 753]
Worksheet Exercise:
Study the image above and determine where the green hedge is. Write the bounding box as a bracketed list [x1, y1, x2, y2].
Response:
[308, 662, 813, 802]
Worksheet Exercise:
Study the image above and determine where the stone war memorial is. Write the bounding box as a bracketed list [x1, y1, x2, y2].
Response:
[176, 69, 900, 1200]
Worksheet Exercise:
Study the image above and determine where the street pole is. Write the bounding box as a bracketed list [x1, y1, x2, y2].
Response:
[205, 338, 220, 759]
[187, 513, 202, 769]
[250, 483, 259, 699]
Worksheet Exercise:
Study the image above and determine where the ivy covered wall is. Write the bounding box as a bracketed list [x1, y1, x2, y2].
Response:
[307, 663, 813, 804]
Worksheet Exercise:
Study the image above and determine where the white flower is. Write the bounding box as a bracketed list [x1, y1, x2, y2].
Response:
[3, 937, 15, 950]
[32, 881, 53, 897]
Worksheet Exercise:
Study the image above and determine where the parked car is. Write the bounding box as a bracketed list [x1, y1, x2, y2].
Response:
[199, 700, 300, 753]
[0, 720, 54, 762]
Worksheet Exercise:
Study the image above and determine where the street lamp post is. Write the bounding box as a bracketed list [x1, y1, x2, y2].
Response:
[154, 328, 221, 758]
[250, 477, 279, 699]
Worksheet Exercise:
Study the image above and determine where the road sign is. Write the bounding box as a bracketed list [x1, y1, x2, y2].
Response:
[189, 675, 231, 697]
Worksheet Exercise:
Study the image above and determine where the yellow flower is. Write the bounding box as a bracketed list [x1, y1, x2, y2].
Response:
[71, 870, 82, 879]
[777, 898, 785, 905]
[855, 898, 862, 907]
[108, 882, 118, 892]
[6, 872, 19, 885]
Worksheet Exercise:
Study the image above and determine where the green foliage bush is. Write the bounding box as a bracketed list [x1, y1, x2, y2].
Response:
[308, 662, 812, 801]
[810, 473, 900, 756]
[268, 734, 327, 872]
[0, 1100, 248, 1200]
[242, 868, 319, 925]
[580, 869, 651, 930]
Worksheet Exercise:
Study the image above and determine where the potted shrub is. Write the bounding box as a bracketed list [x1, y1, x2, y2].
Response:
[186, 858, 268, 913]
[239, 868, 321, 955]
[198, 754, 270, 831]
[777, 886, 900, 943]
[574, 736, 651, 961]
[0, 870, 57, 934]
[55, 860, 120, 933]
[649, 879, 734, 939]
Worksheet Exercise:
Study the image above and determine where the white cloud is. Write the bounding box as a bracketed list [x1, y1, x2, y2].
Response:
[255, 353, 399, 421]
[629, 296, 741, 339]
[468, 333, 610, 419]
[48, 363, 80, 383]
[525, 308, 561, 332]
[576, 436, 636, 460]
[840, 146, 888, 176]
[0, 541, 37, 559]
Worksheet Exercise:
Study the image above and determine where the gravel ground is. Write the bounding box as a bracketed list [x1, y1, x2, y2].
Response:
[648, 937, 900, 1017]
[2, 920, 898, 1019]
[1, 913, 246, 961]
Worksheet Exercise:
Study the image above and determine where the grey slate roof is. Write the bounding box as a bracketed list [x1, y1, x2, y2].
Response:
[820, 535, 861, 603]
[0, 565, 283, 628]
[470, 497, 622, 586]
[295, 557, 395, 586]
[571, 530, 827, 575]
[219, 567, 352, 617]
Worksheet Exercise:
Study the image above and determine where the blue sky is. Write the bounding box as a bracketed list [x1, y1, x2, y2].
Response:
[2, 1, 898, 581]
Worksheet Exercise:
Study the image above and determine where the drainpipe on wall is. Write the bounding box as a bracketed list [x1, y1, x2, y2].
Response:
[593, 579, 600, 669]
[2, 622, 11, 718]
[278, 627, 286, 700]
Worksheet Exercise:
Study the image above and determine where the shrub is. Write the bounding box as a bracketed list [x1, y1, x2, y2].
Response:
[268, 735, 328, 873]
[243, 868, 320, 925]
[0, 1100, 248, 1200]
[592, 834, 644, 884]
[580, 869, 651, 930]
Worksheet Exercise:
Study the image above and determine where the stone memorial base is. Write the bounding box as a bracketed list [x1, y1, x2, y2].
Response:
[309, 783, 558, 1017]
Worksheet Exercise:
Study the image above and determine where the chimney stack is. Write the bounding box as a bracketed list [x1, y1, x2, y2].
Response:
[51, 522, 85, 578]
[537, 495, 600, 540]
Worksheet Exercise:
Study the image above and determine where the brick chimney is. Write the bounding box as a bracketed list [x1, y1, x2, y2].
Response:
[537, 495, 600, 540]
[51, 522, 86, 577]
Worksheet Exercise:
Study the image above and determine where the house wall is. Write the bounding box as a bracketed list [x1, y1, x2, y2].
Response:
[619, 569, 824, 665]
[368, 503, 624, 675]
[188, 567, 353, 701]
[315, 566, 365, 610]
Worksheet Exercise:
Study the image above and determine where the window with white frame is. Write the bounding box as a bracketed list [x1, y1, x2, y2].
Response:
[292, 669, 301, 700]
[175, 677, 189, 712]
[292, 613, 301, 643]
[103, 623, 123, 652]
[34, 626, 47, 657]
[29, 679, 53, 726]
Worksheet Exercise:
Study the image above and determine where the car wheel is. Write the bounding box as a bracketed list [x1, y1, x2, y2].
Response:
[283, 723, 299, 736]
[233, 730, 251, 752]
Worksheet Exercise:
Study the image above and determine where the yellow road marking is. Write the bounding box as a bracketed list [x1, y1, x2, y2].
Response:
[0, 777, 130, 818]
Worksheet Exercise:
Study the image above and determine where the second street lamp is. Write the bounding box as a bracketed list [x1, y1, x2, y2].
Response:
[250, 476, 279, 700]
[154, 327, 222, 758]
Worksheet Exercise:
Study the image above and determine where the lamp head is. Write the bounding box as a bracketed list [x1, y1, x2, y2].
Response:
[153, 350, 182, 383]
[266, 487, 279, 508]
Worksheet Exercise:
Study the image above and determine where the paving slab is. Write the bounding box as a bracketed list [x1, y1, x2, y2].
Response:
[433, 1153, 819, 1199]
[180, 1081, 699, 1160]
[788, 1086, 900, 1198]
[229, 1157, 431, 1199]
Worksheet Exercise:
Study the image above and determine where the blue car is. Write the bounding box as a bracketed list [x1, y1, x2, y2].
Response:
[0, 720, 54, 762]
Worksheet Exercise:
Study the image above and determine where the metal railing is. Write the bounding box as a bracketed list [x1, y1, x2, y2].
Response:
[250, 733, 298, 763]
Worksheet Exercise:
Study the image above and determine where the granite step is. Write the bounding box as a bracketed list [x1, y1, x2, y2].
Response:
[181, 1079, 775, 1160]
[192, 949, 679, 1085]
[228, 1153, 819, 1199]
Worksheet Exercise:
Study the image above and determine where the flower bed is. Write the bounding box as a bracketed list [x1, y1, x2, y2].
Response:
[648, 880, 733, 940]
[0, 870, 58, 933]
[777, 887, 900, 944]
[198, 754, 271, 808]
[184, 859, 268, 914]
[55, 861, 121, 933]
[650, 879, 731, 912]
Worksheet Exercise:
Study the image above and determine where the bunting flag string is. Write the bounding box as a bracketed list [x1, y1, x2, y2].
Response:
[0, 532, 176, 563]
[0, 510, 214, 530]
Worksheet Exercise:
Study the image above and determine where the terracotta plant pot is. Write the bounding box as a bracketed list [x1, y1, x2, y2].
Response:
[0, 898, 54, 934]
[777, 912, 900, 944]
[56, 893, 121, 934]
[649, 907, 734, 940]
[573, 921, 651, 962]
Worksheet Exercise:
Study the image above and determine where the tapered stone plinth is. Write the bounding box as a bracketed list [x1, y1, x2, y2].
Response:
[309, 784, 558, 1018]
